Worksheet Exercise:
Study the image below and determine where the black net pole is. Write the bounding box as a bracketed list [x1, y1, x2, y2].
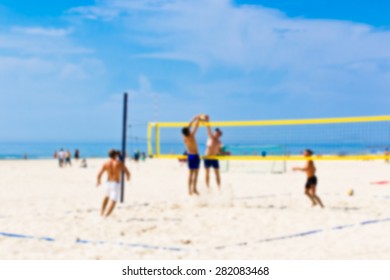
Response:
[120, 92, 128, 203]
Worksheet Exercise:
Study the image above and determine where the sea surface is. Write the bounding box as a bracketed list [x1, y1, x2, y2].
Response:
[0, 141, 386, 160]
[0, 142, 143, 160]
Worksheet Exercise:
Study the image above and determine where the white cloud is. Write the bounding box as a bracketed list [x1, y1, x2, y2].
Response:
[68, 6, 118, 21]
[2, 0, 389, 141]
[12, 26, 73, 37]
[58, 59, 105, 80]
[0, 26, 91, 56]
[71, 0, 390, 72]
[0, 56, 105, 82]
[0, 56, 55, 74]
[68, 0, 177, 20]
[0, 54, 109, 141]
[92, 0, 390, 111]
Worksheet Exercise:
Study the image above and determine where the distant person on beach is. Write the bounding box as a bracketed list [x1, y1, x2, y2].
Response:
[182, 114, 202, 195]
[65, 150, 72, 166]
[74, 149, 80, 161]
[204, 116, 222, 190]
[292, 149, 324, 208]
[97, 149, 131, 217]
[220, 146, 230, 156]
[179, 151, 188, 166]
[80, 158, 87, 168]
[58, 149, 65, 167]
[134, 150, 140, 162]
[385, 148, 389, 163]
[53, 151, 58, 159]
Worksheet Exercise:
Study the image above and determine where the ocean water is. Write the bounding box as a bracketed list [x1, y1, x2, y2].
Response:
[0, 142, 147, 160]
[0, 141, 387, 160]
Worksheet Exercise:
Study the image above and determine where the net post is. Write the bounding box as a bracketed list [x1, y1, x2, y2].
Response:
[147, 123, 153, 157]
[155, 124, 160, 156]
[120, 92, 128, 203]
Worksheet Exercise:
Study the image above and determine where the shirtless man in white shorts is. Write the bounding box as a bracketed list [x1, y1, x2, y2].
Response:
[204, 116, 222, 190]
[97, 149, 131, 217]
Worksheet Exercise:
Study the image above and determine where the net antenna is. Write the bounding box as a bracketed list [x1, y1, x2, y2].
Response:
[147, 115, 390, 161]
[120, 92, 128, 203]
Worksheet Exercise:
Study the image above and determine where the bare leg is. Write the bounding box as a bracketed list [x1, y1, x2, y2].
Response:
[305, 189, 317, 206]
[214, 168, 221, 190]
[205, 168, 210, 189]
[310, 186, 324, 208]
[192, 169, 200, 195]
[101, 196, 109, 216]
[188, 170, 194, 195]
[105, 200, 116, 217]
[313, 195, 324, 208]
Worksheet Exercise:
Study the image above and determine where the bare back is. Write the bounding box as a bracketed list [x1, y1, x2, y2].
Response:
[306, 160, 316, 178]
[104, 159, 123, 182]
[183, 135, 199, 154]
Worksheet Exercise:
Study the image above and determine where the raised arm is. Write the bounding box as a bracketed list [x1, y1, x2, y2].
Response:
[188, 115, 201, 137]
[188, 115, 200, 127]
[205, 115, 214, 138]
[190, 118, 201, 137]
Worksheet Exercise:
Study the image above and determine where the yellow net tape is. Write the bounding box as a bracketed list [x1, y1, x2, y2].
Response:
[154, 154, 390, 161]
[148, 115, 390, 160]
[154, 115, 390, 128]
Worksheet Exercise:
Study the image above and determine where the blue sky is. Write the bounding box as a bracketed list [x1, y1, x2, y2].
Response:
[0, 0, 389, 142]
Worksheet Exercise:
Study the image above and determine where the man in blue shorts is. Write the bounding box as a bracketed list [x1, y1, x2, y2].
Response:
[204, 116, 222, 190]
[182, 115, 202, 195]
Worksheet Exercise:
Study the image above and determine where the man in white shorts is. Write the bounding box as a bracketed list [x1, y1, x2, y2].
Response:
[204, 116, 222, 190]
[58, 148, 65, 167]
[97, 149, 131, 217]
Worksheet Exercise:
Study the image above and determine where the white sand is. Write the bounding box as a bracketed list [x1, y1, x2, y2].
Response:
[0, 158, 390, 259]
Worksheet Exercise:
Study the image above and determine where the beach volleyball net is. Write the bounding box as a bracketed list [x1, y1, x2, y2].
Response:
[147, 115, 390, 164]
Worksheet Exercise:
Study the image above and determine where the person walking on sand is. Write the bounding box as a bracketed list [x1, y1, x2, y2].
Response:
[65, 150, 72, 167]
[74, 149, 80, 161]
[182, 114, 202, 195]
[204, 116, 222, 190]
[293, 149, 324, 208]
[97, 149, 131, 217]
[58, 148, 65, 167]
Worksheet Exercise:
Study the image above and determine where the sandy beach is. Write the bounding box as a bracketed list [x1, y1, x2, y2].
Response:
[0, 158, 389, 259]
